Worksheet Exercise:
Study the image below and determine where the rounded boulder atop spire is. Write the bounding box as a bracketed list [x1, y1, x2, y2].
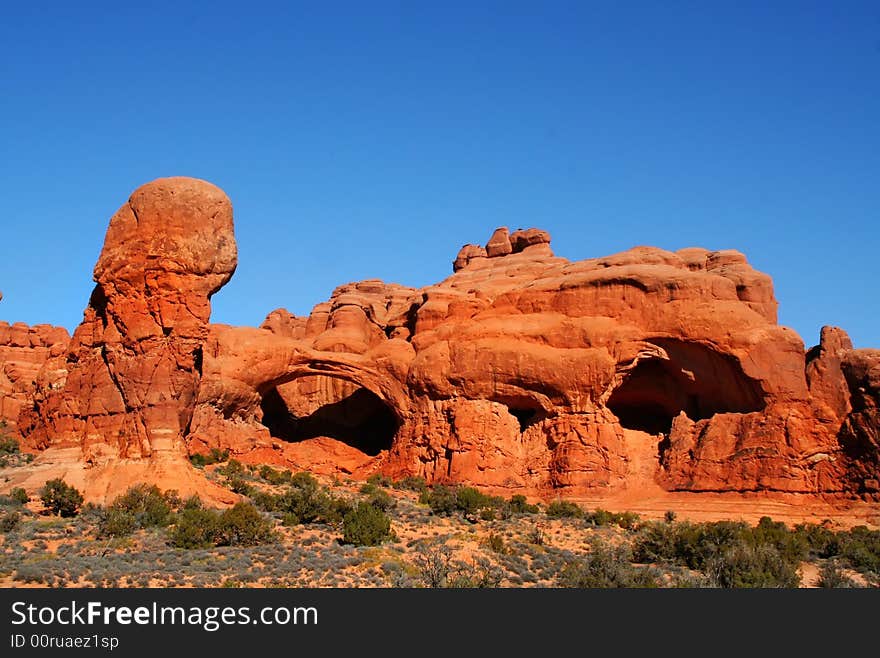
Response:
[95, 177, 238, 311]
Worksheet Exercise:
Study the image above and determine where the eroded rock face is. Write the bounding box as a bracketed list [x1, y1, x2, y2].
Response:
[0, 320, 69, 433]
[3, 182, 878, 505]
[838, 350, 880, 493]
[12, 178, 238, 502]
[187, 224, 877, 498]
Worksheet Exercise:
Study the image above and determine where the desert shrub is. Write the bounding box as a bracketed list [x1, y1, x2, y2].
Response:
[412, 542, 455, 588]
[558, 542, 661, 588]
[341, 502, 393, 547]
[419, 485, 457, 515]
[182, 495, 203, 510]
[704, 541, 800, 588]
[393, 476, 428, 493]
[546, 500, 584, 519]
[215, 502, 276, 547]
[793, 523, 837, 558]
[817, 560, 861, 588]
[447, 557, 504, 588]
[10, 487, 29, 505]
[507, 494, 539, 515]
[485, 532, 507, 554]
[169, 508, 220, 549]
[227, 476, 255, 496]
[13, 563, 47, 584]
[366, 489, 396, 512]
[98, 508, 137, 538]
[456, 487, 502, 516]
[0, 434, 19, 455]
[276, 472, 349, 525]
[0, 510, 22, 533]
[112, 484, 173, 526]
[189, 448, 229, 468]
[250, 490, 279, 512]
[587, 508, 640, 529]
[837, 526, 880, 572]
[359, 482, 379, 496]
[664, 510, 677, 523]
[419, 485, 502, 519]
[366, 473, 393, 488]
[634, 520, 762, 572]
[216, 458, 246, 479]
[527, 525, 545, 546]
[258, 465, 292, 485]
[97, 484, 177, 538]
[40, 479, 84, 517]
[749, 516, 808, 564]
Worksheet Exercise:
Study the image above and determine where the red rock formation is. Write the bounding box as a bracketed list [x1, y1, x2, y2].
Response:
[838, 349, 880, 493]
[0, 320, 69, 433]
[11, 177, 238, 502]
[2, 180, 877, 510]
[187, 224, 878, 500]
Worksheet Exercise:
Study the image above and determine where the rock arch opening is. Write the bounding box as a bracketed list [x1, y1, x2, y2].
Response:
[259, 375, 399, 457]
[608, 339, 766, 436]
[495, 395, 547, 433]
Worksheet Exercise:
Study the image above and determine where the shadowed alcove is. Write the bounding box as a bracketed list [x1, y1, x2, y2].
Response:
[259, 375, 399, 457]
[607, 339, 766, 436]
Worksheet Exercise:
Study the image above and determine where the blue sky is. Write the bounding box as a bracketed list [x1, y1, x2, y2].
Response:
[1, 1, 877, 348]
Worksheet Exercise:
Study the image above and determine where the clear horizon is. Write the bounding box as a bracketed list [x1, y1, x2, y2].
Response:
[1, 2, 877, 348]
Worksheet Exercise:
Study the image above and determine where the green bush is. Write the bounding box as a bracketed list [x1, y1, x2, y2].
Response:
[485, 532, 507, 554]
[40, 479, 84, 517]
[367, 489, 396, 512]
[342, 502, 393, 546]
[182, 495, 203, 510]
[0, 510, 21, 533]
[838, 526, 880, 572]
[793, 523, 837, 558]
[817, 560, 860, 588]
[189, 447, 229, 468]
[455, 487, 492, 516]
[634, 520, 756, 571]
[705, 542, 800, 588]
[0, 435, 19, 455]
[393, 476, 428, 493]
[559, 542, 661, 588]
[750, 516, 808, 565]
[98, 508, 137, 538]
[366, 473, 393, 488]
[419, 485, 457, 515]
[97, 484, 177, 537]
[507, 494, 539, 515]
[169, 507, 219, 549]
[546, 500, 584, 519]
[258, 465, 292, 485]
[250, 490, 279, 512]
[587, 508, 641, 529]
[227, 476, 255, 496]
[113, 484, 172, 526]
[215, 502, 276, 547]
[218, 459, 246, 479]
[359, 482, 379, 496]
[10, 487, 29, 505]
[273, 472, 351, 525]
[419, 485, 503, 518]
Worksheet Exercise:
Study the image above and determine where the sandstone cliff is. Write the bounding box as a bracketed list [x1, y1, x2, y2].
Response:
[1, 179, 877, 507]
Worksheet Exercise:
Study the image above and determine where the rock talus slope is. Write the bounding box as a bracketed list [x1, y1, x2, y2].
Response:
[1, 178, 877, 511]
